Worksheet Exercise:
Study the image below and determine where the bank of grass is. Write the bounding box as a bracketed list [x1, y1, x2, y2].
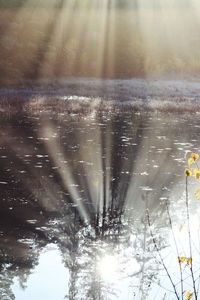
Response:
[1, 94, 200, 117]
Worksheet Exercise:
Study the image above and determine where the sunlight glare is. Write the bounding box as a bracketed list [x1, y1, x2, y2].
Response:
[98, 255, 119, 279]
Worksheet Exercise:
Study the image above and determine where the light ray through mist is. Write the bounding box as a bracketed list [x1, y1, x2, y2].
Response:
[72, 116, 104, 217]
[2, 0, 200, 82]
[38, 115, 115, 226]
[40, 122, 90, 223]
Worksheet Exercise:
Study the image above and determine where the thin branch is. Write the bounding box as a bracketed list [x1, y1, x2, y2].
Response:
[146, 209, 180, 300]
[186, 176, 198, 300]
[165, 199, 184, 300]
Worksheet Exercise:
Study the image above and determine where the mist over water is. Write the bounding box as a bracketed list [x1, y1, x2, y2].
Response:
[1, 0, 200, 83]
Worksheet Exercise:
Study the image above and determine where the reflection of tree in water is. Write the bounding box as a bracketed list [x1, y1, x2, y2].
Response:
[0, 224, 46, 300]
[0, 102, 196, 299]
[58, 111, 144, 299]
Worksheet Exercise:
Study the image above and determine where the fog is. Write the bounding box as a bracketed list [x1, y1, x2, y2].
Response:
[1, 0, 200, 84]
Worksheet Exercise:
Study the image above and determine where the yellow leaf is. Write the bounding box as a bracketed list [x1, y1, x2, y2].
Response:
[178, 256, 186, 264]
[178, 256, 192, 266]
[185, 290, 193, 300]
[188, 157, 194, 165]
[179, 224, 184, 231]
[185, 169, 192, 177]
[191, 153, 199, 161]
[195, 188, 200, 200]
[194, 169, 200, 180]
[186, 257, 192, 266]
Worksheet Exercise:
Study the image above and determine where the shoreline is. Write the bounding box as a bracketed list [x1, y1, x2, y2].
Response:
[0, 77, 200, 100]
[0, 78, 200, 114]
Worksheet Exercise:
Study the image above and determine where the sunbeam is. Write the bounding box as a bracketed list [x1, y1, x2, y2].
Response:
[39, 121, 90, 223]
[2, 0, 200, 82]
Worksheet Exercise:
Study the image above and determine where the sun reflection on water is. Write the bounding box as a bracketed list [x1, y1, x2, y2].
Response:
[98, 255, 119, 280]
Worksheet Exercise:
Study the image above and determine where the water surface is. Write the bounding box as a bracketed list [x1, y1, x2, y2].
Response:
[0, 97, 200, 299]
